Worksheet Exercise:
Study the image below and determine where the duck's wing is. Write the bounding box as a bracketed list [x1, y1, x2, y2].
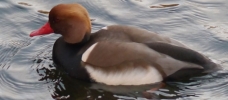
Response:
[82, 41, 159, 67]
[144, 42, 221, 72]
[81, 41, 202, 85]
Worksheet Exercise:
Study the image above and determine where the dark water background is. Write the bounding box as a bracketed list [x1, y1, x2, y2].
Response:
[0, 0, 228, 100]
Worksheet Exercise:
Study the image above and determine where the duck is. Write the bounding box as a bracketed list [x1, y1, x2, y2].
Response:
[30, 3, 221, 85]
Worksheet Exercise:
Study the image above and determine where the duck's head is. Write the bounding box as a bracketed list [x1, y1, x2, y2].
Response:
[30, 3, 91, 44]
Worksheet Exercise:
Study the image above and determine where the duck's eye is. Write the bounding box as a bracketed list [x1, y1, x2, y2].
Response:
[53, 18, 60, 24]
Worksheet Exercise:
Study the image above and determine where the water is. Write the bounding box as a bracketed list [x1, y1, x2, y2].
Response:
[0, 0, 228, 100]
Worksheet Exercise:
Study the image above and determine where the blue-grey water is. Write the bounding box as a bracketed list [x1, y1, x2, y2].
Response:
[0, 0, 228, 100]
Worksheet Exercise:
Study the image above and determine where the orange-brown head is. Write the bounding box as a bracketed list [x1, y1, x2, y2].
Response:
[30, 3, 91, 44]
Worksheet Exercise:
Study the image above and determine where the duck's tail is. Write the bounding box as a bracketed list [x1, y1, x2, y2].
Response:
[203, 60, 222, 73]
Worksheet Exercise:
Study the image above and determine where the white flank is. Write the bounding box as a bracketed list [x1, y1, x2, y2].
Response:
[85, 65, 163, 85]
[82, 43, 98, 62]
[101, 26, 108, 30]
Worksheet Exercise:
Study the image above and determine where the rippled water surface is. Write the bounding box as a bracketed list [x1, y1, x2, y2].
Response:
[0, 0, 228, 100]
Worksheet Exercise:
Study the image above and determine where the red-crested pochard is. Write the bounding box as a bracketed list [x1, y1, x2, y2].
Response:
[30, 3, 221, 85]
